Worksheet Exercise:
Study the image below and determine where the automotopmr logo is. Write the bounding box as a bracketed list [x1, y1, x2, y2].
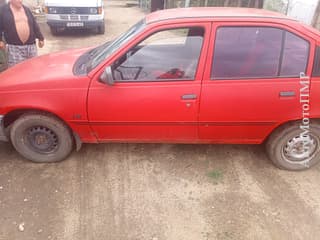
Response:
[299, 72, 312, 167]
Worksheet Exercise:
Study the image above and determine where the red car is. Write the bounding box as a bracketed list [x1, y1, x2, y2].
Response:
[0, 8, 319, 170]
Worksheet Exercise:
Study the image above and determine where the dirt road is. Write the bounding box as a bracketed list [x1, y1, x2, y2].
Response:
[1, 1, 320, 240]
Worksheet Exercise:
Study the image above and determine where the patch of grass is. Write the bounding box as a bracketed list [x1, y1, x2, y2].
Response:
[207, 169, 223, 184]
[217, 231, 236, 240]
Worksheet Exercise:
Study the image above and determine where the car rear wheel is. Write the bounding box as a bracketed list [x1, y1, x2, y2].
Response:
[50, 26, 59, 36]
[10, 113, 73, 163]
[266, 121, 320, 170]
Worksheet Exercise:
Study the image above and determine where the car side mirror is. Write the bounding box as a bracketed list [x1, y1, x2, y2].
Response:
[99, 66, 114, 86]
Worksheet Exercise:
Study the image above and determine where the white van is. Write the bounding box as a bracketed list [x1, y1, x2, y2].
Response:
[44, 0, 105, 35]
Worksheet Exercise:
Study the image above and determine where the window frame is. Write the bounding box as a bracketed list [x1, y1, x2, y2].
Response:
[312, 45, 320, 77]
[210, 25, 311, 81]
[111, 26, 206, 83]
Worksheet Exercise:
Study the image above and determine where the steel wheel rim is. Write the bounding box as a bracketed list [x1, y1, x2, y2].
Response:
[25, 126, 59, 154]
[282, 133, 319, 164]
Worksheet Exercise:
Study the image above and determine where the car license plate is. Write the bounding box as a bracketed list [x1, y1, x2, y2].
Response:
[66, 22, 84, 27]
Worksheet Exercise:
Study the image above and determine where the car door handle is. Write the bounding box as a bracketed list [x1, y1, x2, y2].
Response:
[279, 91, 296, 97]
[181, 94, 197, 100]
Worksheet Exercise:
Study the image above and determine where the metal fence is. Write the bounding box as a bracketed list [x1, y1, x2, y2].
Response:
[139, 0, 151, 11]
[137, 0, 320, 29]
[264, 0, 318, 25]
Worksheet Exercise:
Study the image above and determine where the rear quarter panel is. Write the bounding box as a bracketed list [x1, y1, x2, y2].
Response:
[311, 78, 320, 119]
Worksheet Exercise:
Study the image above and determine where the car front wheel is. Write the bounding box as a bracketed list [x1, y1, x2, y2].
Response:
[97, 24, 105, 34]
[266, 121, 320, 170]
[10, 113, 73, 163]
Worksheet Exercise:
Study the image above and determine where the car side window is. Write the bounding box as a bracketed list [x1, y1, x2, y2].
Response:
[280, 32, 309, 76]
[212, 27, 309, 79]
[111, 27, 204, 82]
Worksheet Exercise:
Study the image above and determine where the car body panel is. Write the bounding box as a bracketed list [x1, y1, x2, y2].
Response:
[87, 22, 211, 142]
[199, 21, 316, 143]
[0, 48, 97, 143]
[0, 8, 319, 145]
[310, 77, 320, 119]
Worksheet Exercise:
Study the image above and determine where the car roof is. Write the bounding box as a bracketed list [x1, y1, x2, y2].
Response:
[145, 7, 295, 24]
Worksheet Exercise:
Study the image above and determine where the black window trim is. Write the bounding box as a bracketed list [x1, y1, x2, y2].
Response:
[312, 45, 320, 77]
[211, 25, 311, 81]
[277, 30, 286, 76]
[112, 26, 206, 83]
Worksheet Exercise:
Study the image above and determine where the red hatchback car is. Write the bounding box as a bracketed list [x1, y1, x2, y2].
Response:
[0, 8, 319, 170]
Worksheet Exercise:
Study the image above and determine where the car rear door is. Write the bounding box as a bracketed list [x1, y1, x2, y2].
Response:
[88, 22, 211, 142]
[199, 21, 315, 143]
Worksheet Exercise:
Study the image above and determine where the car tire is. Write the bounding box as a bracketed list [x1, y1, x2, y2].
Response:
[266, 121, 320, 171]
[98, 24, 105, 34]
[50, 26, 59, 36]
[10, 113, 73, 163]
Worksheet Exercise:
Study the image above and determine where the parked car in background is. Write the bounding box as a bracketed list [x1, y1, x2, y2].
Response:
[0, 8, 319, 170]
[44, 0, 105, 35]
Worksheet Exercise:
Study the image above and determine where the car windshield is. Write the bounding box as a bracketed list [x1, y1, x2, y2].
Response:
[87, 19, 146, 72]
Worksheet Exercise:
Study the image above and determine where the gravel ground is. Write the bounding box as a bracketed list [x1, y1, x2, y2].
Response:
[1, 1, 320, 240]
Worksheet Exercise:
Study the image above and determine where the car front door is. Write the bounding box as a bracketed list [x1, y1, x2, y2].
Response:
[88, 22, 211, 142]
[199, 22, 315, 143]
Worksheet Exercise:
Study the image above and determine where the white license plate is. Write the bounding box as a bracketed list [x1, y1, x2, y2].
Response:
[66, 22, 84, 27]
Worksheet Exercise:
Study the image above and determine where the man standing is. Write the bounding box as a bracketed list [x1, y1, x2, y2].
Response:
[0, 0, 44, 67]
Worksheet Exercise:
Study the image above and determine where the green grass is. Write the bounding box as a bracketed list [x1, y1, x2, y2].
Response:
[207, 169, 223, 184]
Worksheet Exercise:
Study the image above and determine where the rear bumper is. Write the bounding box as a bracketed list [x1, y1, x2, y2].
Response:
[0, 115, 8, 142]
[47, 20, 104, 29]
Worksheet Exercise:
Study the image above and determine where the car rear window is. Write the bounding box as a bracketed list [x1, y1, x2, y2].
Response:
[212, 27, 309, 80]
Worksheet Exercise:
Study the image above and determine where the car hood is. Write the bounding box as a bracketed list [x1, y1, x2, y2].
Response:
[45, 0, 102, 7]
[0, 47, 91, 92]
